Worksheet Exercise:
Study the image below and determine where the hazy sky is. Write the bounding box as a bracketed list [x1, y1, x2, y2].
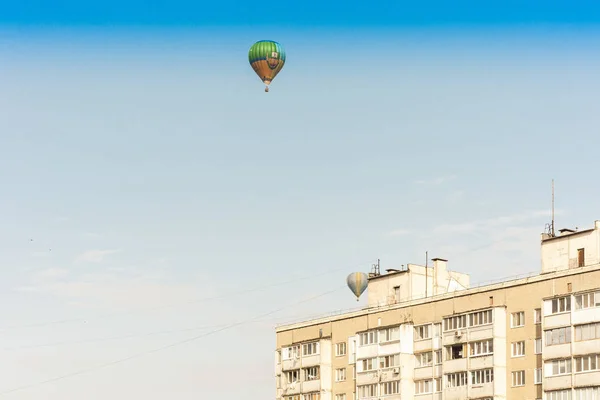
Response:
[1, 0, 600, 398]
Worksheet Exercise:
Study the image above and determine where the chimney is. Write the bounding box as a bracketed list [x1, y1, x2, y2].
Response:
[432, 258, 448, 296]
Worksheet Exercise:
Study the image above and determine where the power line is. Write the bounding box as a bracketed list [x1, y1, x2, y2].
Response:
[0, 259, 375, 331]
[0, 285, 346, 396]
[0, 315, 287, 351]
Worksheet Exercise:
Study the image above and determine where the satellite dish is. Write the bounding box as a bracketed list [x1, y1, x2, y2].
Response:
[346, 272, 368, 301]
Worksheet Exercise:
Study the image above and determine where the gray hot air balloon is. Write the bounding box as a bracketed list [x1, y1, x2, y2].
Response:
[346, 272, 368, 301]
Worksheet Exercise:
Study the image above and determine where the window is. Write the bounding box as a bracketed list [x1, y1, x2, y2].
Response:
[303, 342, 319, 356]
[575, 291, 600, 310]
[284, 345, 300, 359]
[335, 368, 346, 382]
[545, 359, 572, 376]
[414, 324, 430, 340]
[357, 384, 377, 399]
[447, 344, 465, 360]
[287, 396, 300, 400]
[511, 341, 525, 357]
[534, 308, 542, 324]
[577, 248, 585, 267]
[546, 389, 572, 400]
[303, 393, 321, 400]
[574, 322, 600, 341]
[379, 354, 400, 369]
[359, 331, 377, 346]
[535, 368, 542, 384]
[470, 339, 493, 357]
[545, 327, 572, 346]
[550, 296, 571, 314]
[511, 311, 525, 328]
[335, 342, 347, 356]
[286, 370, 300, 383]
[380, 326, 400, 342]
[535, 338, 542, 354]
[445, 372, 468, 388]
[434, 378, 442, 392]
[470, 310, 493, 326]
[415, 351, 433, 367]
[380, 381, 399, 395]
[575, 387, 600, 399]
[304, 366, 320, 381]
[511, 370, 525, 387]
[574, 354, 600, 372]
[335, 394, 346, 400]
[444, 315, 467, 331]
[393, 286, 400, 302]
[415, 379, 432, 394]
[435, 349, 442, 364]
[434, 323, 442, 337]
[471, 368, 493, 385]
[360, 357, 377, 372]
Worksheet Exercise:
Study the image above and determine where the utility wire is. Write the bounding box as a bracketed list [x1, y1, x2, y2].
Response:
[0, 285, 346, 396]
[0, 315, 288, 351]
[0, 259, 375, 331]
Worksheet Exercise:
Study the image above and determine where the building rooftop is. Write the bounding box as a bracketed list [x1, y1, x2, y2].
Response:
[275, 262, 600, 333]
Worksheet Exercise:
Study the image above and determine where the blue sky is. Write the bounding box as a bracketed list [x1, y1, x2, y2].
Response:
[1, 1, 600, 399]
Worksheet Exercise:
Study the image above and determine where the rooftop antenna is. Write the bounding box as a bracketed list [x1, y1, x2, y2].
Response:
[370, 259, 380, 276]
[551, 179, 555, 237]
[425, 250, 429, 298]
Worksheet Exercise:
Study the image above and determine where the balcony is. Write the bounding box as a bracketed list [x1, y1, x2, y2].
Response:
[572, 307, 600, 325]
[544, 375, 572, 391]
[544, 312, 571, 330]
[468, 382, 494, 399]
[356, 371, 379, 385]
[468, 355, 494, 370]
[443, 331, 467, 347]
[574, 371, 600, 387]
[573, 338, 600, 355]
[444, 358, 468, 373]
[413, 365, 434, 380]
[356, 344, 379, 360]
[414, 339, 433, 353]
[302, 379, 321, 393]
[543, 343, 571, 360]
[282, 358, 301, 371]
[444, 386, 467, 400]
[301, 354, 321, 368]
[467, 326, 494, 342]
[282, 383, 301, 395]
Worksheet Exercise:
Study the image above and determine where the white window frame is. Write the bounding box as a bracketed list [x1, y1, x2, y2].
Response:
[511, 311, 525, 328]
[414, 379, 433, 395]
[335, 342, 347, 356]
[511, 341, 525, 357]
[511, 370, 525, 387]
[335, 368, 346, 382]
[470, 368, 493, 385]
[414, 324, 431, 341]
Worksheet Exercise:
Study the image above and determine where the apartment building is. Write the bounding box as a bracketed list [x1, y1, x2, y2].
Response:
[275, 219, 600, 400]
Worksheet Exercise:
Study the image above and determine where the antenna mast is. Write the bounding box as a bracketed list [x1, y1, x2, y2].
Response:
[552, 179, 555, 237]
[425, 251, 428, 298]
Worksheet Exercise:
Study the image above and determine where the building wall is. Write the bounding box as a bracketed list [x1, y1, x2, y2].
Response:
[276, 267, 600, 400]
[541, 221, 600, 273]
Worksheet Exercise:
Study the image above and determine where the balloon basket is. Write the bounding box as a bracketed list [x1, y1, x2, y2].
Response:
[265, 86, 269, 92]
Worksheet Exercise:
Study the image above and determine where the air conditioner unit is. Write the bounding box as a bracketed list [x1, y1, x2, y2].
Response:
[393, 368, 400, 374]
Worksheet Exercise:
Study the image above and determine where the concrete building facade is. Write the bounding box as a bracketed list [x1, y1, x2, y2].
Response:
[275, 220, 600, 400]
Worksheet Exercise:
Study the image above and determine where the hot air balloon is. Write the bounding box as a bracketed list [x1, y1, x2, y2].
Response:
[248, 40, 286, 92]
[347, 272, 368, 301]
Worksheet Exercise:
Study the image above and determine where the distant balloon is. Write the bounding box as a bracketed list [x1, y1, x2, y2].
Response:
[347, 272, 368, 301]
[248, 40, 286, 93]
